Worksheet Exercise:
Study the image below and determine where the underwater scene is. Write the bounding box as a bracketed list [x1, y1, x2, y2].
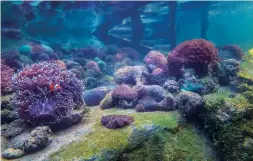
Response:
[1, 1, 253, 161]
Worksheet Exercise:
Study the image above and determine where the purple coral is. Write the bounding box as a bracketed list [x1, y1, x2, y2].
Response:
[101, 115, 134, 129]
[1, 60, 14, 95]
[11, 61, 84, 126]
[167, 39, 218, 78]
[115, 47, 139, 61]
[144, 50, 168, 75]
[222, 45, 244, 60]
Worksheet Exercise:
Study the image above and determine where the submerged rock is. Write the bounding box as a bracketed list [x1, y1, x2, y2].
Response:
[175, 91, 203, 119]
[2, 148, 24, 159]
[24, 126, 53, 153]
[100, 92, 114, 109]
[101, 115, 134, 129]
[163, 79, 179, 94]
[2, 119, 27, 138]
[83, 86, 113, 106]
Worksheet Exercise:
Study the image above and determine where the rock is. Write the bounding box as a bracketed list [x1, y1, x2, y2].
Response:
[83, 86, 113, 106]
[135, 84, 165, 102]
[101, 115, 134, 129]
[200, 77, 219, 95]
[2, 119, 27, 138]
[163, 80, 179, 94]
[175, 91, 203, 119]
[243, 137, 253, 156]
[100, 92, 114, 109]
[2, 148, 24, 159]
[222, 59, 240, 78]
[1, 94, 12, 109]
[50, 109, 85, 131]
[1, 109, 18, 123]
[24, 126, 53, 153]
[9, 132, 30, 149]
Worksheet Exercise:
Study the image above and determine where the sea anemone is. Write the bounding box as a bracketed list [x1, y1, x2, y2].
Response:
[11, 61, 84, 126]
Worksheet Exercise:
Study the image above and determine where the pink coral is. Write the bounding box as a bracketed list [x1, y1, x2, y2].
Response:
[167, 39, 218, 78]
[85, 61, 101, 76]
[144, 51, 168, 75]
[112, 84, 138, 100]
[1, 60, 14, 95]
[222, 44, 244, 60]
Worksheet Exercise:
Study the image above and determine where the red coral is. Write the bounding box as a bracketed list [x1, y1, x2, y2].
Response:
[223, 44, 244, 60]
[1, 60, 14, 95]
[167, 39, 218, 78]
[112, 84, 138, 100]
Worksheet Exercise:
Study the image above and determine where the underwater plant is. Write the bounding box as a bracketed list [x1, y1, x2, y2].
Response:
[167, 39, 218, 78]
[11, 61, 84, 126]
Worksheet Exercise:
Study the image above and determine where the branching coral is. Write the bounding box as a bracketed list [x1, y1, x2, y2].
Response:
[167, 39, 218, 78]
[11, 61, 84, 126]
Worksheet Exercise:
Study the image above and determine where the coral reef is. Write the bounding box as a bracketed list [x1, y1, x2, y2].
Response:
[11, 61, 84, 126]
[101, 115, 134, 129]
[1, 60, 14, 95]
[168, 39, 218, 78]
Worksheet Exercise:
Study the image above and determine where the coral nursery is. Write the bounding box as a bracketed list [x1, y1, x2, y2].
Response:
[1, 1, 253, 161]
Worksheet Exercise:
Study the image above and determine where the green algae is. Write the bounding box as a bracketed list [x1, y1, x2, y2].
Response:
[50, 108, 213, 161]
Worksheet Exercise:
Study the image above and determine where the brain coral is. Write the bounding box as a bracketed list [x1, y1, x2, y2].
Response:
[11, 61, 84, 126]
[167, 39, 218, 78]
[1, 60, 14, 95]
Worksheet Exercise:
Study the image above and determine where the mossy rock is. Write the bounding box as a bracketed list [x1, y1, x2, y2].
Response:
[238, 55, 253, 84]
[50, 108, 214, 161]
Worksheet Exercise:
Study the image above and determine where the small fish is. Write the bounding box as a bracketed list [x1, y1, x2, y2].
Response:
[50, 82, 61, 92]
